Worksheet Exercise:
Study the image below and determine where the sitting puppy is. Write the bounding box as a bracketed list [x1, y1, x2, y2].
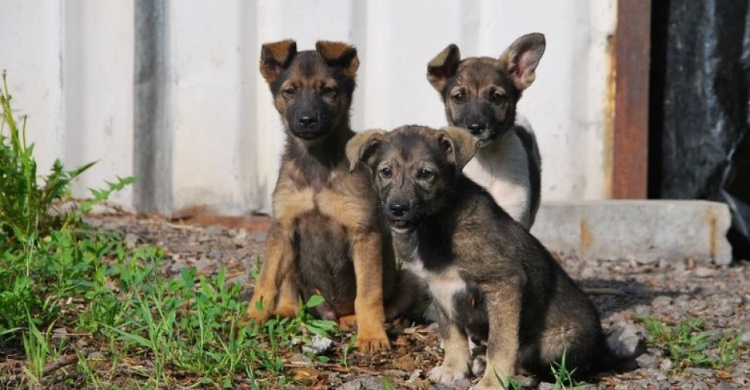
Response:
[427, 33, 545, 228]
[347, 125, 624, 388]
[244, 40, 416, 353]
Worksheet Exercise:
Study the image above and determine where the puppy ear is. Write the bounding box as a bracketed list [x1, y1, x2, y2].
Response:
[427, 44, 461, 92]
[315, 41, 360, 77]
[437, 127, 479, 171]
[259, 40, 297, 84]
[499, 33, 545, 90]
[346, 130, 387, 172]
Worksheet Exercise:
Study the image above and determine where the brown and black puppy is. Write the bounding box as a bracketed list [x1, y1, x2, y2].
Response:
[427, 33, 545, 229]
[348, 125, 625, 388]
[244, 40, 415, 353]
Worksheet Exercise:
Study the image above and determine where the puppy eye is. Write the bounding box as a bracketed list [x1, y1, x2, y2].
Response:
[322, 86, 337, 96]
[418, 169, 434, 180]
[282, 87, 296, 97]
[380, 167, 392, 178]
[490, 92, 506, 104]
[452, 93, 465, 103]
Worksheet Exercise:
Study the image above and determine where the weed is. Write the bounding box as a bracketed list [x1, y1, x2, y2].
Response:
[0, 71, 343, 387]
[637, 316, 744, 371]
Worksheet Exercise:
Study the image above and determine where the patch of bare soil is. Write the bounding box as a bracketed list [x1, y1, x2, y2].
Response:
[89, 214, 749, 389]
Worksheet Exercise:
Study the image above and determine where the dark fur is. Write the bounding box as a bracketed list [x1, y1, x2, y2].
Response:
[246, 40, 416, 353]
[349, 125, 629, 387]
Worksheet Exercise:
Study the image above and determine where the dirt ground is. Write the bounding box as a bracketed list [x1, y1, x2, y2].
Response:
[89, 213, 750, 389]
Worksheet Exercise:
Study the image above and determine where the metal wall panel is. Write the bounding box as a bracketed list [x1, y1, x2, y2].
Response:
[0, 0, 616, 215]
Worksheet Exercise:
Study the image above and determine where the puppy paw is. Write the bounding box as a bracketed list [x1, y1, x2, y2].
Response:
[354, 328, 390, 353]
[242, 305, 271, 326]
[429, 364, 468, 384]
[338, 314, 357, 332]
[275, 302, 299, 319]
[471, 353, 487, 377]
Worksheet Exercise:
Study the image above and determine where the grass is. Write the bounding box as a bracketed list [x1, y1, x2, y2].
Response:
[637, 315, 745, 372]
[0, 71, 338, 388]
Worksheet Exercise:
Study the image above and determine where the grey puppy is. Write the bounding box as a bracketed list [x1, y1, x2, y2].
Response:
[427, 33, 545, 229]
[347, 125, 626, 389]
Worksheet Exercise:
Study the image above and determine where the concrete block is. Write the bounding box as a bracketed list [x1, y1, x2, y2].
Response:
[530, 200, 733, 264]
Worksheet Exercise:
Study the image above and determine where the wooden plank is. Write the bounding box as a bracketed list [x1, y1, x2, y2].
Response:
[612, 0, 652, 199]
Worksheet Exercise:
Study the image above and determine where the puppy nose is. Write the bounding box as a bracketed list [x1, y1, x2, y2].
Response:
[299, 116, 318, 128]
[389, 202, 409, 217]
[467, 123, 486, 135]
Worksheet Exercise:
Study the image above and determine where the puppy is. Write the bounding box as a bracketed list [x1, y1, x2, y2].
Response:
[347, 125, 625, 388]
[427, 33, 545, 228]
[244, 40, 415, 353]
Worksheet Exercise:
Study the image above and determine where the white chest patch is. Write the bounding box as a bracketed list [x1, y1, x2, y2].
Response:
[463, 131, 532, 227]
[403, 260, 467, 320]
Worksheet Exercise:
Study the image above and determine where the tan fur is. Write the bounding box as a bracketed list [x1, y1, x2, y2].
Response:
[316, 41, 360, 77]
[260, 40, 297, 83]
[244, 161, 392, 352]
[244, 41, 416, 353]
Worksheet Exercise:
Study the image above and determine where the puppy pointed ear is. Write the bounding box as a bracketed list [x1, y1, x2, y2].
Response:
[437, 127, 479, 171]
[260, 40, 297, 84]
[316, 41, 360, 77]
[346, 130, 387, 172]
[427, 44, 461, 92]
[499, 33, 545, 91]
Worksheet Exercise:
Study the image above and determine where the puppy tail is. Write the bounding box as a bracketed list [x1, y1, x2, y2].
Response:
[590, 335, 641, 374]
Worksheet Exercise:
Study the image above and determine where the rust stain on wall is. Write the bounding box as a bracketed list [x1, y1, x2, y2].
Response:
[604, 32, 616, 198]
[709, 214, 717, 260]
[580, 219, 593, 255]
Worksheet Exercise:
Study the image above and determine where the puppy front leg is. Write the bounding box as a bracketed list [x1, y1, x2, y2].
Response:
[350, 231, 389, 353]
[244, 223, 295, 324]
[429, 308, 470, 384]
[474, 281, 523, 390]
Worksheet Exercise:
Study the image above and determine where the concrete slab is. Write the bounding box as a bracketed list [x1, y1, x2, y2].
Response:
[530, 200, 733, 264]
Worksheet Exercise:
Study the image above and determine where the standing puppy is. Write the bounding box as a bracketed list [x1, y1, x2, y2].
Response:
[348, 126, 623, 388]
[244, 40, 414, 353]
[427, 33, 545, 228]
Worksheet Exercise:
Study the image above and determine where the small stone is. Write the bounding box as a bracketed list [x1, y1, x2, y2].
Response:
[51, 327, 68, 341]
[382, 369, 408, 379]
[652, 295, 673, 308]
[741, 330, 750, 345]
[289, 353, 312, 366]
[656, 373, 667, 381]
[509, 375, 537, 387]
[686, 367, 714, 377]
[453, 378, 471, 388]
[301, 335, 333, 355]
[692, 383, 709, 390]
[338, 375, 385, 390]
[232, 229, 249, 246]
[124, 233, 139, 249]
[633, 304, 651, 316]
[716, 383, 738, 390]
[406, 369, 422, 383]
[636, 354, 658, 369]
[87, 351, 105, 360]
[659, 358, 673, 371]
[606, 324, 646, 358]
[694, 266, 716, 278]
[715, 304, 736, 317]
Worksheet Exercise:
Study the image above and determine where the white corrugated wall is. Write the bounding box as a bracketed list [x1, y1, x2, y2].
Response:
[0, 0, 616, 215]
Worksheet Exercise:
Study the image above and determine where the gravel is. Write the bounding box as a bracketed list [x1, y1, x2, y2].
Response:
[88, 214, 750, 389]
